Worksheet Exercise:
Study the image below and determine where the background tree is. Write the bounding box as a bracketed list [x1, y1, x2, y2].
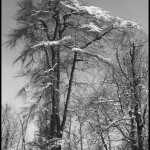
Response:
[1, 104, 25, 150]
[79, 29, 148, 150]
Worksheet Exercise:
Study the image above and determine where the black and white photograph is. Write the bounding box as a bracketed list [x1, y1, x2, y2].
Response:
[2, 0, 148, 149]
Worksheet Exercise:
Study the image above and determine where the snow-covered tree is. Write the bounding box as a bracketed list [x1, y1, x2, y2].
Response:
[6, 0, 147, 150]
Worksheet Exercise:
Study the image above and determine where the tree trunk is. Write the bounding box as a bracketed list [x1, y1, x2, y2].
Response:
[129, 44, 138, 150]
[137, 125, 144, 150]
[129, 43, 144, 150]
[4, 130, 9, 150]
[134, 104, 144, 150]
[129, 112, 137, 150]
[101, 134, 109, 150]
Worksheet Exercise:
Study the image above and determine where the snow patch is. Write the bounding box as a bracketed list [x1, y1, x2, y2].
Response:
[31, 10, 50, 16]
[31, 36, 72, 48]
[84, 6, 112, 21]
[61, 1, 142, 30]
[43, 63, 58, 74]
[61, 1, 112, 21]
[96, 54, 112, 64]
[41, 83, 52, 90]
[115, 17, 142, 30]
[81, 22, 102, 33]
[72, 47, 84, 52]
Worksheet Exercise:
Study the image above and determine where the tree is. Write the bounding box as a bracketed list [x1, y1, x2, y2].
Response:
[1, 104, 23, 150]
[63, 29, 148, 150]
[6, 0, 145, 149]
[81, 29, 148, 150]
[111, 30, 148, 150]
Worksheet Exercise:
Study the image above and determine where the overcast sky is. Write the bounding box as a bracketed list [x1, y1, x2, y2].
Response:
[2, 0, 148, 108]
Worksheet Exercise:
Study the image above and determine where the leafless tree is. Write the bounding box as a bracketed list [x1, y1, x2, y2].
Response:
[6, 0, 147, 150]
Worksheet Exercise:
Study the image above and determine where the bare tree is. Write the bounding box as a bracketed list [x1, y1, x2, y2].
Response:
[86, 29, 148, 150]
[1, 104, 22, 150]
[6, 0, 146, 150]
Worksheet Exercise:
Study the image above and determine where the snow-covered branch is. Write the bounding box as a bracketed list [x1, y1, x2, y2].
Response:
[80, 22, 102, 33]
[114, 17, 142, 30]
[61, 1, 111, 20]
[103, 117, 131, 132]
[93, 100, 119, 104]
[31, 10, 51, 16]
[41, 83, 52, 90]
[61, 1, 142, 30]
[43, 63, 58, 74]
[72, 47, 84, 52]
[31, 36, 72, 48]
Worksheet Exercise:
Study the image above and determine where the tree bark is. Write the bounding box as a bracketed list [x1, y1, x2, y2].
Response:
[129, 43, 144, 150]
[61, 52, 77, 131]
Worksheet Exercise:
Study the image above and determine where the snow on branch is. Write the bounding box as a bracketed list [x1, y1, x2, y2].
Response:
[80, 22, 102, 33]
[61, 2, 78, 11]
[72, 47, 84, 52]
[41, 82, 52, 90]
[71, 46, 115, 68]
[84, 51, 114, 67]
[84, 6, 112, 21]
[43, 63, 58, 74]
[114, 17, 142, 30]
[93, 100, 119, 104]
[31, 36, 72, 48]
[103, 117, 132, 132]
[61, 1, 112, 21]
[61, 1, 142, 30]
[31, 10, 51, 16]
